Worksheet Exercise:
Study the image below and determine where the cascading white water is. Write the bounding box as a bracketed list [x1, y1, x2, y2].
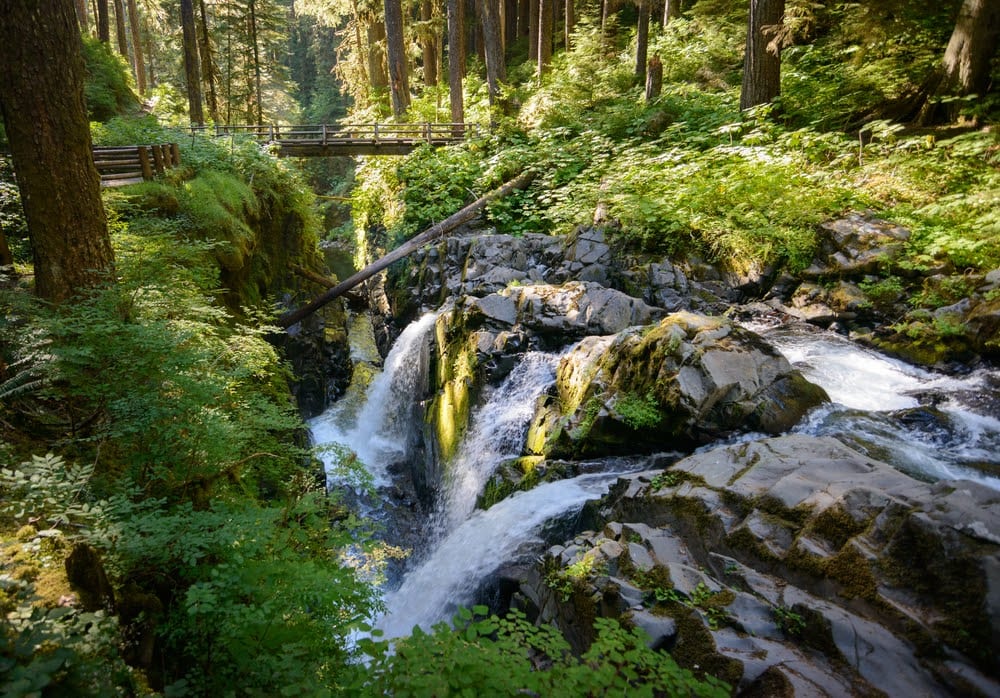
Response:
[435, 352, 561, 529]
[376, 471, 631, 639]
[310, 311, 438, 487]
[757, 322, 1000, 489]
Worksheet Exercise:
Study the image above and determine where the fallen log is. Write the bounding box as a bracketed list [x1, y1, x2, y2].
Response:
[277, 170, 535, 328]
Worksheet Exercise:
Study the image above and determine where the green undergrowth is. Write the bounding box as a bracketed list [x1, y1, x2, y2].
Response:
[359, 4, 998, 284]
[354, 607, 730, 697]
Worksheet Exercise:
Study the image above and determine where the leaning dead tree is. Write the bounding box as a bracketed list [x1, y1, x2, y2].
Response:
[277, 170, 535, 329]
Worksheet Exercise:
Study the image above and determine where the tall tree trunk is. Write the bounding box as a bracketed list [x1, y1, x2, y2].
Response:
[635, 0, 650, 83]
[504, 0, 517, 48]
[564, 0, 574, 50]
[528, 0, 539, 64]
[384, 0, 411, 116]
[180, 0, 205, 124]
[537, 0, 553, 76]
[739, 0, 784, 111]
[97, 0, 110, 42]
[113, 0, 128, 56]
[518, 0, 529, 37]
[127, 0, 146, 95]
[368, 20, 390, 92]
[248, 0, 263, 124]
[74, 0, 89, 32]
[197, 0, 219, 121]
[0, 0, 115, 303]
[919, 0, 1000, 124]
[421, 0, 438, 86]
[448, 0, 466, 126]
[663, 0, 680, 24]
[479, 0, 506, 107]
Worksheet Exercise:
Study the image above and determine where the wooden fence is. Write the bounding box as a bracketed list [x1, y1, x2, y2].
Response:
[93, 143, 180, 187]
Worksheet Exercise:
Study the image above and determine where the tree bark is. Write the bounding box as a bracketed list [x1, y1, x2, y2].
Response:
[645, 54, 662, 101]
[248, 0, 263, 124]
[127, 0, 146, 95]
[278, 171, 534, 329]
[480, 0, 507, 106]
[97, 0, 110, 42]
[663, 0, 680, 24]
[448, 0, 466, 126]
[504, 0, 517, 48]
[113, 0, 128, 57]
[0, 0, 115, 303]
[919, 0, 1000, 124]
[564, 0, 574, 50]
[197, 0, 218, 120]
[180, 0, 204, 124]
[528, 0, 539, 65]
[537, 0, 553, 76]
[74, 0, 89, 32]
[518, 0, 529, 37]
[385, 0, 411, 117]
[421, 0, 439, 86]
[740, 0, 784, 111]
[635, 0, 650, 84]
[368, 19, 390, 92]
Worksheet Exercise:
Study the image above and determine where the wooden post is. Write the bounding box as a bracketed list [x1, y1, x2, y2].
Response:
[373, 122, 380, 143]
[170, 142, 181, 166]
[138, 146, 153, 179]
[151, 144, 165, 174]
[322, 123, 328, 145]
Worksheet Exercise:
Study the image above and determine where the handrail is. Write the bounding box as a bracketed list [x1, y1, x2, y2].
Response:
[187, 122, 479, 146]
[93, 143, 180, 187]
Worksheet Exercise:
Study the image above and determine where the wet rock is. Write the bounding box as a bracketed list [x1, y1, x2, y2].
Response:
[521, 434, 999, 696]
[527, 313, 828, 457]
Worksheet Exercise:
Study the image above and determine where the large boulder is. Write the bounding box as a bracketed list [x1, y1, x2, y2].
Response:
[802, 212, 911, 280]
[515, 434, 1000, 696]
[527, 312, 828, 457]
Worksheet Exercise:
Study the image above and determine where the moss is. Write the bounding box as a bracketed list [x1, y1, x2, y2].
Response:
[805, 504, 869, 550]
[725, 525, 781, 564]
[669, 607, 745, 687]
[825, 545, 878, 601]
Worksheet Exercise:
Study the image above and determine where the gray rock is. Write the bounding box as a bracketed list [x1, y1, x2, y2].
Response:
[628, 610, 678, 650]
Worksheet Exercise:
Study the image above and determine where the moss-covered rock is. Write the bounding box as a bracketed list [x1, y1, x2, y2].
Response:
[528, 312, 828, 458]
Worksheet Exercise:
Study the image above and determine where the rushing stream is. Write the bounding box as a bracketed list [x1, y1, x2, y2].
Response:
[755, 322, 1000, 489]
[312, 312, 1000, 639]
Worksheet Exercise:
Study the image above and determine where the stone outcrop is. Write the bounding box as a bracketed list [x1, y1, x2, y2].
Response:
[527, 313, 828, 458]
[514, 435, 1000, 697]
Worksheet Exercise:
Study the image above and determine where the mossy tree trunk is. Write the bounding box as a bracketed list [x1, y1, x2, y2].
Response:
[448, 0, 466, 126]
[0, 0, 115, 303]
[537, 0, 553, 77]
[180, 0, 204, 124]
[918, 0, 1000, 124]
[197, 0, 218, 120]
[385, 0, 411, 117]
[113, 0, 129, 57]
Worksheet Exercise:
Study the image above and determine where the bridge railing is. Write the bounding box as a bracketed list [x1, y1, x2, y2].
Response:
[187, 122, 479, 146]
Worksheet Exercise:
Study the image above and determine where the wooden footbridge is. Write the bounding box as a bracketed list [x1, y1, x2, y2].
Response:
[188, 122, 479, 157]
[92, 122, 476, 187]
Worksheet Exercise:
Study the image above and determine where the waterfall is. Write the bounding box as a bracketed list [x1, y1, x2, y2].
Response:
[376, 471, 631, 639]
[310, 311, 438, 487]
[758, 322, 1000, 489]
[435, 351, 561, 529]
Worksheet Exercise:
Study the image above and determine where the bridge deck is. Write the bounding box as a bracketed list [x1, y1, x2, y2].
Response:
[189, 123, 478, 157]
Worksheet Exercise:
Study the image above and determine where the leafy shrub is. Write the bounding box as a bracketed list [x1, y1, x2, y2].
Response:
[354, 607, 730, 697]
